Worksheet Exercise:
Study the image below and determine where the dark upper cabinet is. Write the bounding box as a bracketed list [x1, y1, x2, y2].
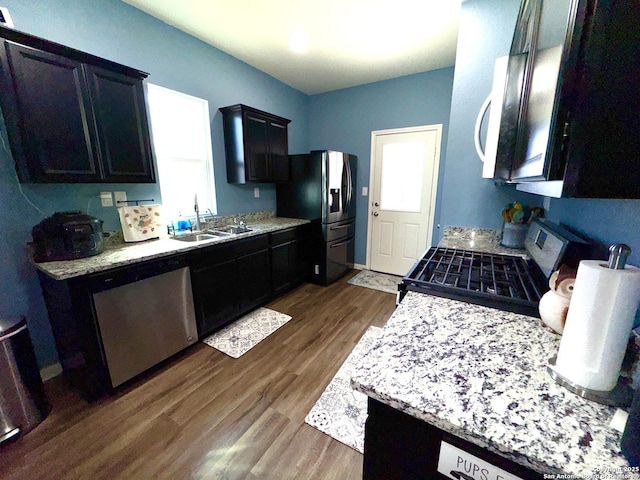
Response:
[495, 0, 640, 198]
[220, 104, 291, 184]
[3, 42, 100, 181]
[85, 65, 154, 183]
[0, 26, 155, 183]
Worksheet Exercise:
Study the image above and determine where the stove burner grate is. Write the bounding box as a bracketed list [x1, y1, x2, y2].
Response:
[401, 247, 547, 316]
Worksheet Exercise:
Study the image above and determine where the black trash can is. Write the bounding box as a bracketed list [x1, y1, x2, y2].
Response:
[0, 316, 50, 446]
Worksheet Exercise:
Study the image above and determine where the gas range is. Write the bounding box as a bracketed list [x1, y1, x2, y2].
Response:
[399, 220, 592, 317]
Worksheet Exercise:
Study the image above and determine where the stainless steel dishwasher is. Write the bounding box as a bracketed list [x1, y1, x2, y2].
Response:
[90, 257, 197, 388]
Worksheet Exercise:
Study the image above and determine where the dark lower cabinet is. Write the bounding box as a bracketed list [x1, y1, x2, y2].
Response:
[270, 225, 310, 297]
[191, 258, 240, 337]
[38, 271, 110, 401]
[271, 242, 292, 297]
[364, 398, 539, 480]
[190, 234, 272, 338]
[237, 248, 271, 313]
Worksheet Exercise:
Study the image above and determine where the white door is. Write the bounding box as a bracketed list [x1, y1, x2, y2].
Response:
[367, 125, 442, 276]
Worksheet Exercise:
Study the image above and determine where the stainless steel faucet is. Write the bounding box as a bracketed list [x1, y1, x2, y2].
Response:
[194, 194, 201, 232]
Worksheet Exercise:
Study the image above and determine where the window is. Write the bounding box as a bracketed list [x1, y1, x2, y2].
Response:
[146, 84, 216, 223]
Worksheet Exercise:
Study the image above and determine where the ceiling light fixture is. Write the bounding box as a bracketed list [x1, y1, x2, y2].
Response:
[289, 28, 308, 54]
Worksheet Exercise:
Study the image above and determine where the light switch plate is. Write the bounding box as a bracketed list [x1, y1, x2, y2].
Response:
[254, 187, 260, 198]
[362, 187, 368, 196]
[100, 192, 113, 207]
[114, 191, 127, 207]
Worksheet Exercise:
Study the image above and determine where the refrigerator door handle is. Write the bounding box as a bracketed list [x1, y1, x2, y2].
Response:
[341, 159, 348, 215]
[343, 156, 352, 214]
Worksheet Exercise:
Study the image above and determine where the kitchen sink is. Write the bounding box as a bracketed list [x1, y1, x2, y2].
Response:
[170, 227, 250, 242]
[211, 225, 252, 234]
[171, 232, 221, 242]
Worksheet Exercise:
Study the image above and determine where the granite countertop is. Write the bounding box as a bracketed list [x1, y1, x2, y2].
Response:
[35, 217, 310, 280]
[351, 291, 633, 477]
[440, 226, 528, 257]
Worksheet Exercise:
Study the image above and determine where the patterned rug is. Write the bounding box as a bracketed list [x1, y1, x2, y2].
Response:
[305, 326, 383, 453]
[202, 307, 292, 358]
[347, 269, 402, 295]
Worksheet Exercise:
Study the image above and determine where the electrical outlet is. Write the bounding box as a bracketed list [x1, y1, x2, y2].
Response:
[100, 192, 113, 207]
[114, 191, 127, 207]
[314, 264, 320, 275]
[254, 187, 260, 198]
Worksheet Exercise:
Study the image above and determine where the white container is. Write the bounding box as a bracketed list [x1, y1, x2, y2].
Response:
[501, 222, 528, 249]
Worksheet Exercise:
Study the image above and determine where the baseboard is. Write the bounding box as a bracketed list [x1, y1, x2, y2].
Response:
[40, 363, 62, 381]
[354, 263, 367, 270]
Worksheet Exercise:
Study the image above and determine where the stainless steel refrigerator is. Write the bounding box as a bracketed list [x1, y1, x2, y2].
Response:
[276, 150, 357, 285]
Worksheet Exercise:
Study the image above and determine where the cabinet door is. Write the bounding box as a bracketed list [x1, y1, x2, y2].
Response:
[3, 42, 100, 182]
[268, 119, 289, 183]
[85, 65, 155, 183]
[244, 112, 269, 182]
[291, 236, 310, 286]
[191, 259, 239, 337]
[271, 242, 292, 297]
[237, 248, 271, 313]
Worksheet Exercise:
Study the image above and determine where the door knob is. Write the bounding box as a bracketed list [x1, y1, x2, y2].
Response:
[374, 202, 379, 207]
[373, 212, 379, 217]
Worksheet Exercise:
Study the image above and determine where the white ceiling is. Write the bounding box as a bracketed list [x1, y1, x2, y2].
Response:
[122, 0, 461, 95]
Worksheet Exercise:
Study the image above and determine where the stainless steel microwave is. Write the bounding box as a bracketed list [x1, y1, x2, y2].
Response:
[492, 0, 640, 199]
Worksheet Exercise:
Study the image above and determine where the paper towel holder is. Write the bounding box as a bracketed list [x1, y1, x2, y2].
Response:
[547, 356, 634, 407]
[608, 243, 631, 269]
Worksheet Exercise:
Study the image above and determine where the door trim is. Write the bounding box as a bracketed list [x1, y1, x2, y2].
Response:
[365, 124, 443, 272]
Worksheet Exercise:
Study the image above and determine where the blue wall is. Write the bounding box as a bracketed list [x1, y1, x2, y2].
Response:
[0, 0, 309, 369]
[308, 69, 455, 265]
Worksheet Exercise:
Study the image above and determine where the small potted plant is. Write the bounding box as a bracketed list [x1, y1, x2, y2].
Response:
[500, 202, 544, 248]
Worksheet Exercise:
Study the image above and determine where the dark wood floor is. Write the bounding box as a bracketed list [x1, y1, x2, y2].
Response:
[2, 271, 396, 480]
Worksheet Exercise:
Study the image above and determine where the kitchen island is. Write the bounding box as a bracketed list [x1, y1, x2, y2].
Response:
[351, 291, 634, 478]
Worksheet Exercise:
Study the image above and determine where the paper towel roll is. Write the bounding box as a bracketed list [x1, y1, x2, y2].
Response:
[554, 260, 640, 391]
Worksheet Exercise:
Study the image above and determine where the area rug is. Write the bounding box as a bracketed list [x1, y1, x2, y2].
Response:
[347, 269, 402, 295]
[305, 326, 383, 453]
[202, 307, 292, 358]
